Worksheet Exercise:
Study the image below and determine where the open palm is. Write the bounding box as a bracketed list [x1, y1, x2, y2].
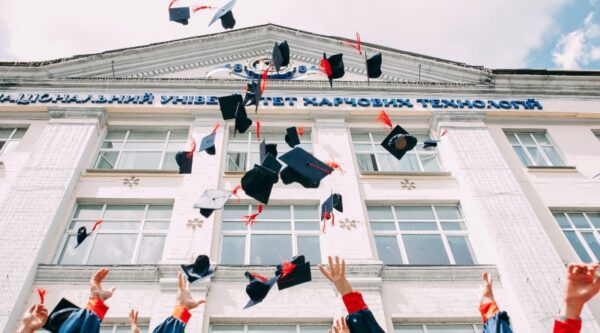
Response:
[177, 272, 206, 310]
[90, 268, 116, 301]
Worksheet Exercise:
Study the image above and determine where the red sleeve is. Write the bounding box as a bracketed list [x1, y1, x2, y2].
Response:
[342, 291, 368, 314]
[553, 318, 582, 333]
[479, 301, 500, 323]
[86, 297, 109, 321]
[172, 306, 192, 324]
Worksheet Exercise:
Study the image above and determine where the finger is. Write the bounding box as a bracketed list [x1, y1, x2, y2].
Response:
[341, 317, 348, 329]
[335, 256, 340, 275]
[197, 299, 206, 306]
[178, 272, 184, 290]
[328, 256, 334, 275]
[341, 259, 346, 277]
[319, 265, 333, 281]
[110, 287, 116, 294]
[28, 304, 36, 313]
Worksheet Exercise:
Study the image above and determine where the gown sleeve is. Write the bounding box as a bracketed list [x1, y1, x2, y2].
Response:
[480, 301, 513, 333]
[342, 292, 385, 333]
[152, 306, 192, 333]
[553, 318, 582, 333]
[58, 297, 109, 333]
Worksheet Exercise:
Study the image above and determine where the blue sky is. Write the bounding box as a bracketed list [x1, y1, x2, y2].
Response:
[0, 0, 598, 70]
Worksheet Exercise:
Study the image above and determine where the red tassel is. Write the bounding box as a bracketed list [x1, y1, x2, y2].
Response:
[256, 121, 261, 140]
[326, 162, 344, 174]
[187, 139, 196, 159]
[243, 204, 264, 226]
[91, 219, 103, 232]
[377, 110, 392, 130]
[168, 0, 177, 8]
[342, 32, 362, 55]
[307, 162, 333, 175]
[280, 261, 297, 279]
[440, 128, 448, 137]
[250, 272, 268, 283]
[212, 123, 221, 134]
[231, 184, 242, 203]
[37, 288, 47, 305]
[297, 127, 305, 137]
[260, 66, 270, 95]
[192, 5, 213, 13]
[319, 58, 333, 77]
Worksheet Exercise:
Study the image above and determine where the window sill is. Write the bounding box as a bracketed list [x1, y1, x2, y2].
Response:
[360, 171, 452, 179]
[526, 166, 577, 173]
[84, 169, 181, 177]
[223, 171, 246, 177]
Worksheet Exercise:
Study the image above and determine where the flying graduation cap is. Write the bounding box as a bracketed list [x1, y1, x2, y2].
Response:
[260, 140, 278, 159]
[193, 189, 232, 218]
[381, 125, 418, 161]
[365, 52, 383, 81]
[75, 220, 103, 248]
[284, 126, 304, 148]
[320, 53, 345, 88]
[279, 147, 334, 189]
[241, 164, 277, 204]
[244, 80, 262, 113]
[272, 41, 290, 73]
[208, 0, 237, 29]
[218, 94, 253, 135]
[169, 6, 191, 25]
[244, 271, 279, 309]
[321, 193, 343, 222]
[275, 255, 312, 291]
[43, 298, 81, 333]
[199, 124, 220, 156]
[181, 255, 215, 283]
[423, 140, 439, 149]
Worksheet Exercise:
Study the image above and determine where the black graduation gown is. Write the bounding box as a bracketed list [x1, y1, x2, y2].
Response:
[342, 292, 385, 333]
[152, 306, 191, 333]
[58, 298, 108, 333]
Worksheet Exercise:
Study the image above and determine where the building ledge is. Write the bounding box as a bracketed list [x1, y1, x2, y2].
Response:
[360, 171, 453, 179]
[223, 171, 245, 178]
[84, 169, 181, 177]
[382, 265, 498, 282]
[526, 166, 577, 173]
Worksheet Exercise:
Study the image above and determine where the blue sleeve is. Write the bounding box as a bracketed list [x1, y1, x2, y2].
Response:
[58, 309, 101, 333]
[152, 316, 187, 333]
[345, 309, 386, 333]
[483, 311, 513, 333]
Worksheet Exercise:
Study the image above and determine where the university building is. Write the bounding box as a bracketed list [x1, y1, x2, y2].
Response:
[0, 24, 600, 332]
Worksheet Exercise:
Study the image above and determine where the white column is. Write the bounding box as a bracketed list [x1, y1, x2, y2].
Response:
[0, 107, 106, 332]
[431, 112, 599, 332]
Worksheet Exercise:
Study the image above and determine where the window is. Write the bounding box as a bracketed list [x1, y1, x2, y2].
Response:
[226, 128, 312, 172]
[94, 130, 188, 170]
[100, 323, 149, 333]
[351, 132, 441, 173]
[211, 324, 330, 333]
[505, 131, 564, 167]
[220, 205, 321, 265]
[595, 131, 600, 141]
[57, 204, 172, 265]
[395, 324, 483, 332]
[368, 205, 476, 265]
[554, 211, 600, 262]
[0, 128, 26, 157]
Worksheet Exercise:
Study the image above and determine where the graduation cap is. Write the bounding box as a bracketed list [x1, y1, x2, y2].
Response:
[272, 41, 290, 73]
[75, 220, 102, 248]
[199, 132, 217, 155]
[43, 298, 80, 333]
[243, 80, 261, 113]
[381, 125, 418, 161]
[275, 255, 312, 291]
[241, 165, 276, 204]
[181, 255, 215, 283]
[169, 7, 191, 25]
[365, 52, 382, 80]
[284, 127, 303, 148]
[235, 103, 253, 135]
[260, 140, 278, 160]
[321, 193, 343, 221]
[175, 151, 193, 174]
[208, 0, 237, 29]
[244, 272, 278, 309]
[218, 94, 244, 120]
[279, 147, 334, 188]
[260, 154, 282, 183]
[320, 53, 345, 88]
[193, 189, 232, 218]
[423, 140, 439, 149]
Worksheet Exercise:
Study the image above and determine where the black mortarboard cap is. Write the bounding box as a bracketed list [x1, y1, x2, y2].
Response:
[285, 127, 301, 148]
[175, 151, 193, 174]
[208, 0, 237, 29]
[279, 148, 333, 188]
[366, 52, 383, 79]
[243, 80, 262, 113]
[259, 140, 278, 160]
[381, 125, 418, 161]
[181, 255, 215, 283]
[235, 103, 253, 135]
[261, 154, 282, 183]
[272, 41, 290, 72]
[275, 255, 311, 290]
[199, 132, 217, 155]
[218, 94, 244, 120]
[244, 272, 278, 309]
[193, 189, 232, 218]
[76, 226, 89, 248]
[321, 193, 343, 221]
[43, 298, 80, 333]
[169, 7, 190, 25]
[241, 165, 276, 204]
[323, 53, 345, 88]
[423, 140, 438, 149]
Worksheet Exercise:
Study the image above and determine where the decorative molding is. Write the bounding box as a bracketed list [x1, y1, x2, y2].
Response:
[339, 218, 358, 230]
[401, 179, 416, 190]
[48, 107, 107, 128]
[186, 218, 204, 230]
[122, 176, 140, 187]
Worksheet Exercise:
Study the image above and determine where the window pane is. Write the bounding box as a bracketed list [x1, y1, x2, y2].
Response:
[588, 213, 600, 228]
[118, 152, 162, 169]
[564, 231, 593, 262]
[295, 221, 321, 231]
[104, 205, 145, 220]
[371, 221, 397, 231]
[221, 236, 245, 264]
[58, 236, 89, 264]
[398, 222, 438, 231]
[428, 325, 475, 332]
[582, 233, 600, 261]
[395, 206, 435, 220]
[252, 221, 291, 231]
[513, 146, 530, 166]
[146, 205, 173, 219]
[223, 206, 248, 219]
[403, 234, 450, 265]
[95, 152, 119, 169]
[13, 128, 26, 139]
[517, 133, 535, 145]
[553, 213, 571, 228]
[368, 207, 393, 220]
[441, 222, 466, 231]
[397, 154, 421, 172]
[569, 213, 591, 228]
[356, 154, 377, 172]
[420, 154, 442, 172]
[227, 153, 246, 172]
[100, 221, 141, 230]
[351, 132, 371, 141]
[99, 327, 113, 333]
[137, 236, 166, 264]
[533, 133, 551, 145]
[73, 205, 103, 220]
[212, 326, 244, 332]
[162, 152, 179, 170]
[378, 154, 404, 172]
[436, 206, 463, 220]
[102, 141, 123, 149]
[447, 236, 475, 265]
[527, 147, 547, 166]
[128, 131, 167, 140]
[123, 141, 165, 150]
[542, 146, 564, 166]
[0, 129, 14, 139]
[258, 206, 291, 220]
[294, 206, 319, 220]
[375, 236, 403, 264]
[300, 326, 331, 333]
[106, 131, 127, 140]
[144, 221, 170, 230]
[395, 325, 424, 333]
[250, 235, 292, 265]
[169, 131, 189, 141]
[248, 326, 296, 333]
[87, 234, 137, 264]
[298, 236, 321, 264]
[222, 221, 246, 231]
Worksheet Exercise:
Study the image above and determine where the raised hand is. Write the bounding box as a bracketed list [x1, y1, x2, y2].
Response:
[177, 272, 206, 310]
[129, 309, 141, 333]
[318, 256, 353, 296]
[328, 317, 349, 333]
[90, 268, 116, 301]
[19, 304, 48, 333]
[480, 272, 495, 304]
[562, 263, 600, 319]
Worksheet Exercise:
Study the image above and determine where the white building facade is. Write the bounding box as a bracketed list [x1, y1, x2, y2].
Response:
[0, 24, 600, 333]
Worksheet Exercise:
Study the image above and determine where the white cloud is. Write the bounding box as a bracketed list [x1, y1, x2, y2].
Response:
[0, 0, 570, 68]
[552, 12, 600, 69]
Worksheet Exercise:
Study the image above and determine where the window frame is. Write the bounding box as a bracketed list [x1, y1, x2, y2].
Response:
[100, 322, 149, 333]
[0, 127, 26, 157]
[505, 131, 565, 167]
[554, 211, 600, 263]
[369, 204, 476, 265]
[54, 203, 172, 265]
[394, 323, 483, 332]
[351, 130, 442, 173]
[210, 324, 332, 333]
[220, 204, 322, 265]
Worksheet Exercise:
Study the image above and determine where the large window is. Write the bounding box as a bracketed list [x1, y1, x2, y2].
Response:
[505, 131, 564, 167]
[220, 205, 321, 265]
[57, 204, 172, 265]
[211, 325, 330, 333]
[351, 132, 441, 173]
[395, 324, 482, 332]
[368, 205, 475, 265]
[0, 128, 26, 157]
[94, 130, 188, 170]
[226, 128, 312, 172]
[100, 323, 149, 333]
[554, 211, 600, 263]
